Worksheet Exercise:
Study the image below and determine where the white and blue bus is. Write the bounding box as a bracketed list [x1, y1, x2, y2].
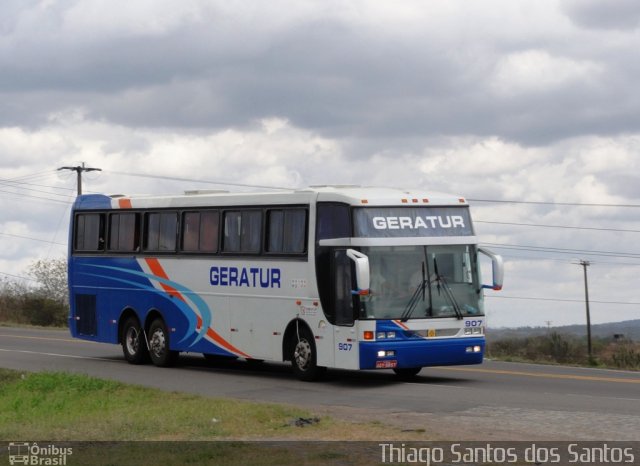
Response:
[68, 186, 503, 380]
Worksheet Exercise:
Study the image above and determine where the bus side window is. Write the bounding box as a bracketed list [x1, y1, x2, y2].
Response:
[266, 209, 307, 254]
[75, 213, 104, 251]
[144, 212, 177, 252]
[200, 211, 219, 252]
[332, 250, 355, 326]
[109, 213, 140, 252]
[182, 212, 200, 251]
[223, 210, 262, 253]
[182, 211, 219, 253]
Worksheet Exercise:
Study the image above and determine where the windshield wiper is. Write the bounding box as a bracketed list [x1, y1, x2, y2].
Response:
[433, 257, 463, 320]
[400, 262, 429, 322]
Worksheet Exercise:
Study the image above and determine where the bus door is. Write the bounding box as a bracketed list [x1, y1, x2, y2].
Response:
[331, 250, 361, 370]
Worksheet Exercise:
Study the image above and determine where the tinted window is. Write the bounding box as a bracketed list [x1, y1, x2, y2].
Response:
[223, 210, 262, 253]
[109, 213, 139, 252]
[182, 210, 219, 253]
[317, 203, 351, 240]
[145, 212, 177, 252]
[75, 213, 104, 251]
[267, 209, 306, 253]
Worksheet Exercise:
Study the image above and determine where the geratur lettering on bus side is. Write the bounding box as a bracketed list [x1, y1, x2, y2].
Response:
[209, 266, 281, 288]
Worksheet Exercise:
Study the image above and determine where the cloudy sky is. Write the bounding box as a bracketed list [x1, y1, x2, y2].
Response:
[1, 0, 639, 328]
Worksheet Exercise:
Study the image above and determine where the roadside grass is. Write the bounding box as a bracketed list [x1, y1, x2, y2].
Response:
[0, 369, 311, 441]
[0, 369, 433, 442]
[0, 368, 435, 464]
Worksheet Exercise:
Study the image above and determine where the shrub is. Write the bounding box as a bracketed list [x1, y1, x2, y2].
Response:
[21, 296, 68, 327]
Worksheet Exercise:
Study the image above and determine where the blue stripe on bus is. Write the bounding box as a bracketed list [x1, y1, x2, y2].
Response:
[69, 257, 237, 358]
[73, 194, 113, 210]
[81, 263, 214, 346]
[359, 337, 485, 369]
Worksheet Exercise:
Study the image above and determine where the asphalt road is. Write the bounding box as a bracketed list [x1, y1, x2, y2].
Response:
[1, 325, 639, 440]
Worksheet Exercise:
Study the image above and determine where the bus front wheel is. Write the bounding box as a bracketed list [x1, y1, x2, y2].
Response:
[121, 316, 149, 364]
[148, 318, 178, 367]
[289, 328, 326, 381]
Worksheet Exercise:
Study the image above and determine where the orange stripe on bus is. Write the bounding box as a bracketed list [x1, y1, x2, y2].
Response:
[144, 258, 185, 302]
[143, 258, 244, 357]
[206, 328, 251, 359]
[393, 320, 410, 330]
[118, 198, 132, 209]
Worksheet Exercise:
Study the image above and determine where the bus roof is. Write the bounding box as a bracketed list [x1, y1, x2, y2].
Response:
[73, 186, 469, 210]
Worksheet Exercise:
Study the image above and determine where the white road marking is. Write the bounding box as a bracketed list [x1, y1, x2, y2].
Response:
[0, 347, 116, 362]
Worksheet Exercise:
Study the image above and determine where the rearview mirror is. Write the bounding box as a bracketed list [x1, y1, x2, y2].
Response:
[346, 249, 370, 295]
[478, 247, 503, 291]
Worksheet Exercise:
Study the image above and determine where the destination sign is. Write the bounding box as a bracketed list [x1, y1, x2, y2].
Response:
[353, 206, 474, 238]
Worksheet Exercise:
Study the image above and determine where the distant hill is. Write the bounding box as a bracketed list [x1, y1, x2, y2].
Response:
[487, 319, 640, 342]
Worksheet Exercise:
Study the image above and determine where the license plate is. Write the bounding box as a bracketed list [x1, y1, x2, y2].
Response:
[376, 360, 397, 369]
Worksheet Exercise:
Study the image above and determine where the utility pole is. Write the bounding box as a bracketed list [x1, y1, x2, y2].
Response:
[579, 259, 593, 363]
[58, 162, 102, 196]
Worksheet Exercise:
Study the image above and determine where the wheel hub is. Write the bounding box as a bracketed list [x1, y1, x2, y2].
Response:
[150, 329, 166, 357]
[294, 339, 311, 369]
[125, 327, 139, 355]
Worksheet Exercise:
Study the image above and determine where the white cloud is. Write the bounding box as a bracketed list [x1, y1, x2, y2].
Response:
[491, 50, 603, 96]
[1, 1, 640, 328]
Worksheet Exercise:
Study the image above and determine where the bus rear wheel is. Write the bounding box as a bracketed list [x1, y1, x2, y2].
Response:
[290, 328, 326, 381]
[148, 318, 178, 367]
[121, 316, 149, 364]
[393, 367, 422, 378]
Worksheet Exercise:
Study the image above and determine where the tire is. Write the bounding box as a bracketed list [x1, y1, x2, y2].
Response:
[147, 318, 178, 367]
[393, 367, 422, 378]
[289, 327, 326, 381]
[121, 316, 149, 364]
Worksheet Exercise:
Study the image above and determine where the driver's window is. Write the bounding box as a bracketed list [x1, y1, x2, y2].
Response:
[332, 250, 355, 326]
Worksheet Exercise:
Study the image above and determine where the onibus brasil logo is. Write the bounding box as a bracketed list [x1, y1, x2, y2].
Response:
[7, 443, 72, 465]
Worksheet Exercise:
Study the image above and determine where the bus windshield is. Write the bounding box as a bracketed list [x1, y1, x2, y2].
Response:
[359, 245, 483, 320]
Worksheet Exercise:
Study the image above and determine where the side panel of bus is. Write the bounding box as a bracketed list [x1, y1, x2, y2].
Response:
[70, 254, 332, 363]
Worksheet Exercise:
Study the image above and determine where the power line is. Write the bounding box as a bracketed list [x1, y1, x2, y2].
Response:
[487, 295, 640, 306]
[0, 231, 66, 246]
[0, 178, 75, 193]
[481, 242, 640, 259]
[0, 182, 76, 199]
[495, 252, 640, 267]
[106, 170, 292, 190]
[469, 198, 640, 208]
[476, 220, 640, 234]
[0, 271, 36, 282]
[0, 189, 72, 205]
[3, 170, 58, 182]
[488, 251, 640, 266]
